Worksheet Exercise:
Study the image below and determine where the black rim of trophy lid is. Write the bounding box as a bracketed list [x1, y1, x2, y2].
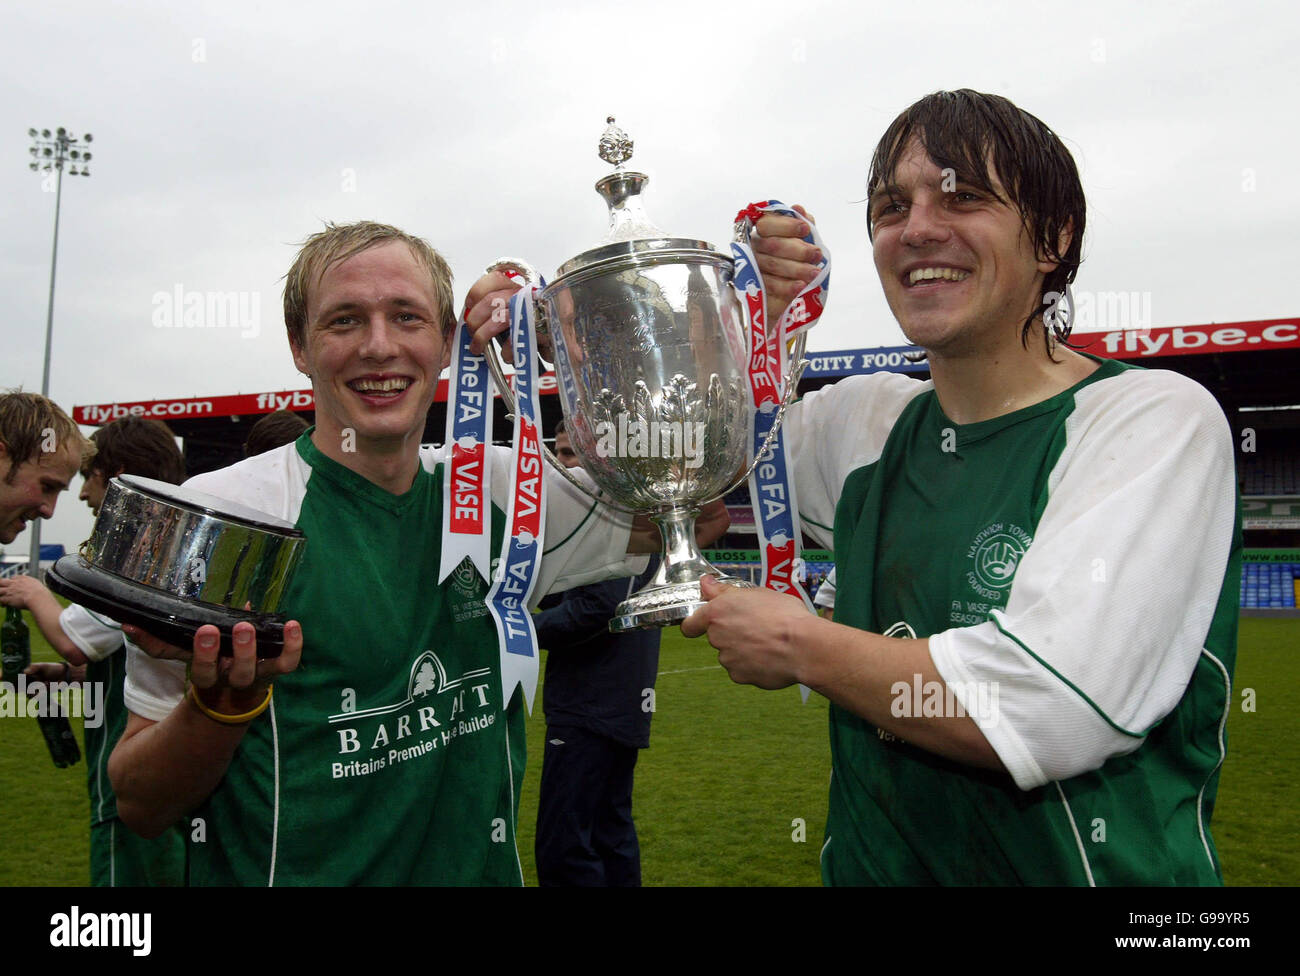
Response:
[46, 555, 286, 656]
[116, 474, 304, 537]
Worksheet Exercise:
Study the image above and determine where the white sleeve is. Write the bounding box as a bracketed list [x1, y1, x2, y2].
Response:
[58, 604, 126, 663]
[532, 461, 648, 600]
[813, 568, 837, 609]
[123, 644, 189, 722]
[783, 373, 930, 548]
[181, 443, 311, 524]
[928, 369, 1237, 790]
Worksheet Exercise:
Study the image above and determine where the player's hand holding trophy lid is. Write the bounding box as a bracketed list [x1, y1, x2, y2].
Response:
[488, 118, 830, 631]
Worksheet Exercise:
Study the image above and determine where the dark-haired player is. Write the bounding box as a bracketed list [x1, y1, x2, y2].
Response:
[683, 90, 1241, 886]
[243, 409, 309, 458]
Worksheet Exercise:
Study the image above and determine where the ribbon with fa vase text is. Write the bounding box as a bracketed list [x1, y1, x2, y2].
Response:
[439, 313, 493, 586]
[483, 284, 547, 713]
[730, 200, 831, 613]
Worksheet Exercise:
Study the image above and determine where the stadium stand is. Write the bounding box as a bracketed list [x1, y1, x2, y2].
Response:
[1241, 561, 1300, 610]
[1239, 441, 1300, 495]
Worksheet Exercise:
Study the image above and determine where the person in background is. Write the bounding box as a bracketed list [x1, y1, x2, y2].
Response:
[244, 409, 309, 457]
[0, 416, 187, 886]
[533, 421, 661, 886]
[0, 391, 88, 547]
[813, 567, 836, 622]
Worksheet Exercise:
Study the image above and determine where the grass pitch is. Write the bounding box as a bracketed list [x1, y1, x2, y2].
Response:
[1210, 617, 1300, 885]
[1, 616, 1294, 886]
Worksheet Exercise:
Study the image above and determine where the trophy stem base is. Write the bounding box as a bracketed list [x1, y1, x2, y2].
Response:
[610, 508, 754, 632]
[611, 575, 755, 632]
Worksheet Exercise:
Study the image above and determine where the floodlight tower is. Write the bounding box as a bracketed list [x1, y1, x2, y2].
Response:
[25, 126, 94, 577]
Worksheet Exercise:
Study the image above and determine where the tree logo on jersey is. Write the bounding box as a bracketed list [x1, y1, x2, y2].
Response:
[966, 523, 1033, 598]
[413, 661, 437, 697]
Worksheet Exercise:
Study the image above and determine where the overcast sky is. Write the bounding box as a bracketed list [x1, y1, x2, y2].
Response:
[3, 0, 1297, 553]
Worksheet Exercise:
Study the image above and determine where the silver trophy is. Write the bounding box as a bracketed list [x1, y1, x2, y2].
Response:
[489, 118, 804, 631]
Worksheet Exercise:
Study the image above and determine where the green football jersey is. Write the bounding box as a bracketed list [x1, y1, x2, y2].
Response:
[58, 605, 135, 826]
[124, 433, 640, 886]
[65, 612, 128, 827]
[787, 359, 1241, 885]
[60, 604, 187, 886]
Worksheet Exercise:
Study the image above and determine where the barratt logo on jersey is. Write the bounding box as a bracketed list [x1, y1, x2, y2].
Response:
[327, 650, 497, 780]
[966, 522, 1033, 600]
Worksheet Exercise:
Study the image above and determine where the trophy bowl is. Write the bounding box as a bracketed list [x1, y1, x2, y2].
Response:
[539, 238, 755, 630]
[488, 119, 808, 631]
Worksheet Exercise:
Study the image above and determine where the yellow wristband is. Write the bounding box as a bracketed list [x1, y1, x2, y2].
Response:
[188, 684, 273, 724]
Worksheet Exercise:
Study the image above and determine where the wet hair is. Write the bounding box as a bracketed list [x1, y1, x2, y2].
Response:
[0, 391, 93, 483]
[867, 89, 1085, 352]
[282, 221, 456, 352]
[85, 417, 185, 485]
[244, 409, 309, 457]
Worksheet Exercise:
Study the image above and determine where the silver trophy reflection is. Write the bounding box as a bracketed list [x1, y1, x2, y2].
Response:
[489, 119, 804, 631]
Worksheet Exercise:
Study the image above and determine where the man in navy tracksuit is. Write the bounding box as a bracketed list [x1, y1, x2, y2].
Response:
[533, 423, 660, 886]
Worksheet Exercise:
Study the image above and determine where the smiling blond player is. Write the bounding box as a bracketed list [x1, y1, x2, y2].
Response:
[109, 222, 719, 885]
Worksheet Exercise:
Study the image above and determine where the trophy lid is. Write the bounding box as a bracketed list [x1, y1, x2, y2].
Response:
[554, 118, 725, 281]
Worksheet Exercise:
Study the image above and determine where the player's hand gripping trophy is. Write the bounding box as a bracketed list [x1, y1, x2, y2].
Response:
[486, 119, 828, 631]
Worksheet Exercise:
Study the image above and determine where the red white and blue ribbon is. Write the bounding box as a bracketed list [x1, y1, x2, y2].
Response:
[731, 200, 831, 612]
[485, 285, 547, 712]
[439, 315, 493, 584]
